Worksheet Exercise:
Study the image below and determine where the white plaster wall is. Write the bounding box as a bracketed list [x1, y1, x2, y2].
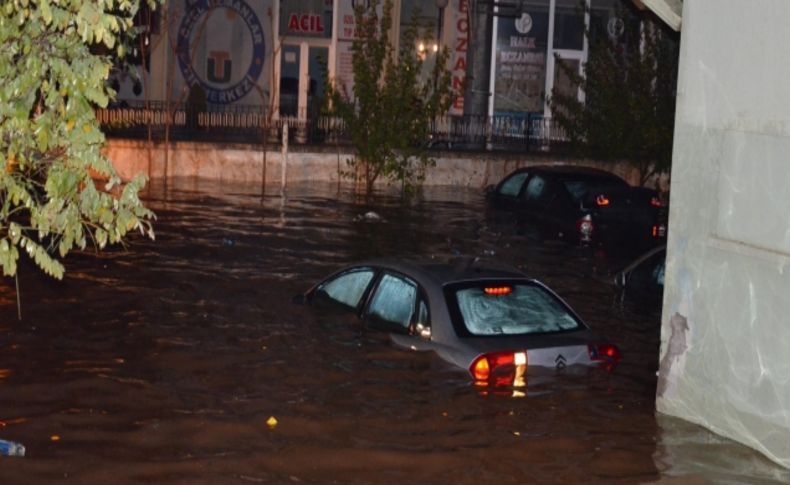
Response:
[657, 0, 790, 468]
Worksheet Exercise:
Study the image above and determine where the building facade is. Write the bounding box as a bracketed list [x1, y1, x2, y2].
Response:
[110, 0, 639, 136]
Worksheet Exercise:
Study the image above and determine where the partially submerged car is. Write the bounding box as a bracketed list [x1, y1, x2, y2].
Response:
[486, 165, 667, 247]
[296, 259, 620, 387]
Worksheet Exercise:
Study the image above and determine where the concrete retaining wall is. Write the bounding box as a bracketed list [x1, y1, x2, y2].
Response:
[104, 138, 655, 189]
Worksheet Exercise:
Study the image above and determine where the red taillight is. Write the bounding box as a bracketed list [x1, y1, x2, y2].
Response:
[470, 352, 518, 383]
[650, 196, 664, 207]
[484, 286, 513, 296]
[588, 343, 621, 363]
[595, 194, 611, 206]
[576, 215, 594, 241]
[472, 356, 490, 381]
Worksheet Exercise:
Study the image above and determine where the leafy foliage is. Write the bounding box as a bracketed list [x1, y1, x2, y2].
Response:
[326, 0, 453, 194]
[0, 0, 158, 279]
[550, 4, 679, 185]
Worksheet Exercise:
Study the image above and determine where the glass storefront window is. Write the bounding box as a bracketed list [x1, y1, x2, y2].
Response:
[399, 0, 441, 81]
[589, 0, 639, 48]
[493, 1, 550, 114]
[279, 45, 300, 116]
[400, 0, 440, 40]
[553, 57, 581, 101]
[553, 0, 585, 50]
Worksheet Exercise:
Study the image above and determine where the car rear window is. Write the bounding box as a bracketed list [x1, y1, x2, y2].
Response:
[451, 283, 582, 336]
[563, 177, 627, 203]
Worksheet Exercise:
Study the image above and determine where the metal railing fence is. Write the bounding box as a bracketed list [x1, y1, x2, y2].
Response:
[96, 101, 570, 152]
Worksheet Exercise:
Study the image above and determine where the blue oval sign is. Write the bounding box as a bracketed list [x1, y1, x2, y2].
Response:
[176, 0, 266, 104]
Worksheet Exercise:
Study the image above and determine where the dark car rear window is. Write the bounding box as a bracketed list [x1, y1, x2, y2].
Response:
[446, 281, 583, 336]
[563, 176, 627, 203]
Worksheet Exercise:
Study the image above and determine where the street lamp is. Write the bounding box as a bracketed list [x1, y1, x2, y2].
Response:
[435, 0, 448, 48]
[431, 0, 449, 146]
[433, 0, 448, 88]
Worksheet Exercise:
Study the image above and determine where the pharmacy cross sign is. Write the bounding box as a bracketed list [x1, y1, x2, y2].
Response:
[176, 0, 266, 104]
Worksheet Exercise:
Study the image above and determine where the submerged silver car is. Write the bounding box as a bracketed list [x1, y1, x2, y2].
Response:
[298, 259, 620, 387]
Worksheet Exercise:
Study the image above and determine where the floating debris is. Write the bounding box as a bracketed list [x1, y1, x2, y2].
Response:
[355, 211, 384, 222]
[0, 439, 25, 457]
[266, 416, 278, 429]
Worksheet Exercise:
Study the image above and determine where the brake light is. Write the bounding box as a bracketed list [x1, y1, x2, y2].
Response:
[650, 196, 664, 207]
[595, 194, 610, 206]
[470, 351, 520, 383]
[484, 286, 513, 296]
[652, 224, 666, 238]
[576, 215, 594, 241]
[588, 343, 621, 363]
[472, 356, 490, 381]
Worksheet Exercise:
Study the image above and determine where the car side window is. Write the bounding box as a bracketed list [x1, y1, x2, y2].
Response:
[498, 172, 528, 198]
[412, 296, 432, 339]
[417, 299, 429, 326]
[317, 268, 375, 308]
[366, 273, 417, 332]
[654, 260, 665, 287]
[524, 175, 548, 202]
[628, 253, 665, 290]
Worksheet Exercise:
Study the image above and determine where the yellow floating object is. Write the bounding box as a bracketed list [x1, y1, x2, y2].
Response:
[266, 416, 278, 429]
[50, 435, 61, 442]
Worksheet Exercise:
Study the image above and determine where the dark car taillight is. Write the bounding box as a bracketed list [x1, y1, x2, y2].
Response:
[650, 196, 665, 208]
[595, 194, 611, 206]
[576, 214, 594, 241]
[588, 343, 621, 371]
[471, 351, 527, 386]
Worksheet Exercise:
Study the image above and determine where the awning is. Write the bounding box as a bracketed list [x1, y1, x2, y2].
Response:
[633, 0, 682, 31]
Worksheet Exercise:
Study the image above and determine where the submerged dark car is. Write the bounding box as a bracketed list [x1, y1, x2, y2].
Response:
[487, 165, 667, 247]
[297, 259, 620, 387]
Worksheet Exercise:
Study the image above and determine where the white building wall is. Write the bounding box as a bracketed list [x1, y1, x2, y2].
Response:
[658, 0, 790, 467]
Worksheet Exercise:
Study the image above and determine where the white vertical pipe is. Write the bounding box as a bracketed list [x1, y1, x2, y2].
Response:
[281, 122, 288, 190]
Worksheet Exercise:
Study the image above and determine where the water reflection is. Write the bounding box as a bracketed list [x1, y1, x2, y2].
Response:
[0, 180, 784, 482]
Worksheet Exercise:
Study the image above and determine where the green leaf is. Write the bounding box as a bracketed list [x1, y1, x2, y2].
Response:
[40, 0, 52, 25]
[0, 0, 161, 280]
[95, 228, 107, 249]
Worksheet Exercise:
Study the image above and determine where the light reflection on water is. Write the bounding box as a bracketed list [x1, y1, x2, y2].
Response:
[0, 180, 786, 483]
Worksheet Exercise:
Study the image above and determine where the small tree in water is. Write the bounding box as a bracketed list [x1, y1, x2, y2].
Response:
[327, 0, 453, 194]
[0, 0, 158, 281]
[550, 4, 679, 186]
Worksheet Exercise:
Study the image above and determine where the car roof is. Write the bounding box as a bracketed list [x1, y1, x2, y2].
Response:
[354, 258, 529, 287]
[508, 165, 625, 181]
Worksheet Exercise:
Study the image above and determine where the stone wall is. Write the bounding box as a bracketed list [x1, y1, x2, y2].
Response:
[104, 138, 656, 189]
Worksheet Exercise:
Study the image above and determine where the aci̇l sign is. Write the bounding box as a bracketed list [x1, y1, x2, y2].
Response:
[176, 0, 266, 104]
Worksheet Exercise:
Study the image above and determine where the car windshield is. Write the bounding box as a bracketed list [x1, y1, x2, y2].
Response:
[563, 177, 627, 203]
[451, 283, 582, 336]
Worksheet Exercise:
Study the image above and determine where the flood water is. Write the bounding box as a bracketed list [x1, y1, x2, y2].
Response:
[1, 181, 788, 483]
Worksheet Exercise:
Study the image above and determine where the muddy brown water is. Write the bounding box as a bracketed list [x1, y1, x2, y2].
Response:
[0, 181, 787, 483]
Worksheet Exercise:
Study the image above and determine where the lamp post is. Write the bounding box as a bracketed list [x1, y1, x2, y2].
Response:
[431, 0, 449, 147]
[433, 0, 448, 91]
[435, 0, 448, 53]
